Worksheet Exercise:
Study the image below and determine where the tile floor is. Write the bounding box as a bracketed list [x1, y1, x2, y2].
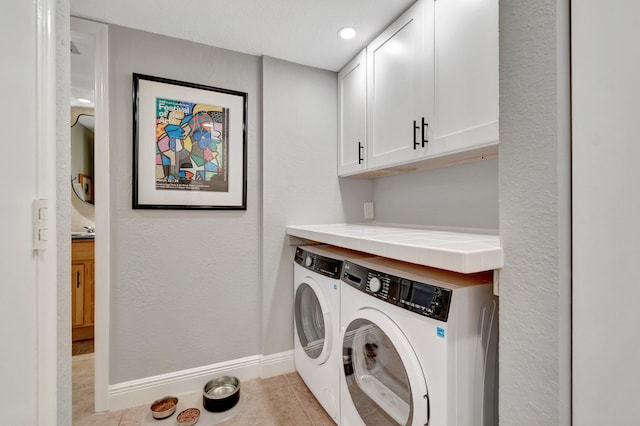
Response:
[72, 354, 336, 425]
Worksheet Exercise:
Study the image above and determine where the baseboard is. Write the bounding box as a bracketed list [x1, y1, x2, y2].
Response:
[108, 351, 294, 411]
[260, 350, 295, 378]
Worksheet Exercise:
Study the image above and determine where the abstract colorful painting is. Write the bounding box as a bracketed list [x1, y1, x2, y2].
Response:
[133, 74, 247, 210]
[155, 98, 229, 192]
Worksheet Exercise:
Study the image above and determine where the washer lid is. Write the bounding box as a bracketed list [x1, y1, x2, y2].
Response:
[343, 308, 429, 426]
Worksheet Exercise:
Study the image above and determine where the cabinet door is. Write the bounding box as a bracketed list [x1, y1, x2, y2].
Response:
[338, 49, 367, 176]
[86, 260, 95, 326]
[367, 0, 434, 170]
[432, 0, 499, 155]
[71, 263, 85, 327]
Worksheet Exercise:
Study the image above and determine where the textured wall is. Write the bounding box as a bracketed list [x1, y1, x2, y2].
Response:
[57, 0, 72, 424]
[261, 56, 374, 356]
[373, 159, 499, 230]
[499, 0, 571, 424]
[108, 26, 261, 383]
[573, 1, 640, 423]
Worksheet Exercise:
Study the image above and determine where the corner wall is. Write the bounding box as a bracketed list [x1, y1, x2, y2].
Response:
[57, 0, 72, 423]
[261, 56, 374, 357]
[499, 0, 571, 424]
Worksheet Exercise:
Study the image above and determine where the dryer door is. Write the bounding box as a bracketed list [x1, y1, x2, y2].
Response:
[343, 308, 429, 426]
[295, 278, 333, 364]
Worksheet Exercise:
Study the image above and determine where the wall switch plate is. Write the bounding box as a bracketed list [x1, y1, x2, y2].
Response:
[33, 199, 49, 251]
[364, 202, 375, 220]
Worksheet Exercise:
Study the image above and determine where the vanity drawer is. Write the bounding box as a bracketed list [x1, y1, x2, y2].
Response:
[72, 239, 94, 261]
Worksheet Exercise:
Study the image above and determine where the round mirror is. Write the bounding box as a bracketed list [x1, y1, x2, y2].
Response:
[71, 111, 94, 204]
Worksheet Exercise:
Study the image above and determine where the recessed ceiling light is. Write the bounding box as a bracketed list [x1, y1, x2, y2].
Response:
[77, 98, 92, 104]
[338, 27, 356, 40]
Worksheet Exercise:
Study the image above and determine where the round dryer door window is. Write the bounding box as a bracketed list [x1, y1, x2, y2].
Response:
[295, 281, 332, 363]
[343, 309, 429, 426]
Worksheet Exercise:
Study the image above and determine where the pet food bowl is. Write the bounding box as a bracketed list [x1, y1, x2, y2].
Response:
[149, 396, 178, 419]
[202, 376, 240, 412]
[176, 407, 200, 426]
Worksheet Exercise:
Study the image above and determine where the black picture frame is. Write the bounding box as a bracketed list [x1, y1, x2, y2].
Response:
[132, 73, 247, 210]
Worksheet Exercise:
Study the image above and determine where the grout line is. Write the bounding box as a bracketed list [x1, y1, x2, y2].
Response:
[292, 383, 316, 425]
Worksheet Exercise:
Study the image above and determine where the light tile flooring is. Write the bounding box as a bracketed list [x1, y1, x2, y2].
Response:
[72, 354, 336, 425]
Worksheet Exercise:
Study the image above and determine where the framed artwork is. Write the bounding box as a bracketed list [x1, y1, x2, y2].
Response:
[132, 73, 247, 209]
[78, 173, 93, 203]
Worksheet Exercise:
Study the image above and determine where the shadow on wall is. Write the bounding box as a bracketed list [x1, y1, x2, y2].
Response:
[338, 177, 375, 224]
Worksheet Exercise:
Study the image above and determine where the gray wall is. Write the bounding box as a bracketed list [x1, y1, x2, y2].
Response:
[261, 56, 374, 355]
[108, 26, 261, 383]
[106, 28, 375, 381]
[499, 0, 571, 424]
[373, 159, 499, 229]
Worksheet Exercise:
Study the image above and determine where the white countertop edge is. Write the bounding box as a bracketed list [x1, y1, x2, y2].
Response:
[286, 224, 504, 274]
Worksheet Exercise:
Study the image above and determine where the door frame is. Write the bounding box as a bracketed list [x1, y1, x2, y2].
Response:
[69, 17, 111, 412]
[36, 0, 58, 420]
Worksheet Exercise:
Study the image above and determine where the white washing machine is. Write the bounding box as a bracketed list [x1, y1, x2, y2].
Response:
[293, 245, 377, 423]
[340, 257, 498, 426]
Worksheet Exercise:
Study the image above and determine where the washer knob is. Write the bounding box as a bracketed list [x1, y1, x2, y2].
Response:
[305, 256, 313, 267]
[369, 276, 382, 293]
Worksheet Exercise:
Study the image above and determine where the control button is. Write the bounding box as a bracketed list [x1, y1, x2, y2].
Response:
[305, 256, 313, 267]
[369, 276, 382, 293]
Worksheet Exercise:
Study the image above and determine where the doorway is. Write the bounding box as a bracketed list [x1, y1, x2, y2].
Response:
[69, 17, 111, 414]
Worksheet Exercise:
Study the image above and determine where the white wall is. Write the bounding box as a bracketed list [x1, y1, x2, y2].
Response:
[261, 56, 374, 356]
[108, 26, 262, 383]
[573, 1, 640, 423]
[0, 0, 70, 423]
[373, 159, 499, 230]
[0, 3, 38, 424]
[499, 0, 571, 424]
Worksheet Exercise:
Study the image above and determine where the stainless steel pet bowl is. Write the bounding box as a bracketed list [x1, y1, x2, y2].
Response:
[202, 376, 240, 412]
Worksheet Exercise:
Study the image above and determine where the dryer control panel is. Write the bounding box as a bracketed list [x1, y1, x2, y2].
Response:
[342, 261, 452, 322]
[295, 247, 343, 279]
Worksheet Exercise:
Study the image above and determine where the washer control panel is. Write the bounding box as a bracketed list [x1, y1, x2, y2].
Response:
[294, 247, 342, 279]
[342, 261, 452, 322]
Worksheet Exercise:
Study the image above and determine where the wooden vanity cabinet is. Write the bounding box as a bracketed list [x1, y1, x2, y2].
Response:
[71, 239, 94, 341]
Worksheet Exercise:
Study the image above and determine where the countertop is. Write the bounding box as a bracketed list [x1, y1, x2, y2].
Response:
[72, 233, 95, 240]
[286, 223, 503, 274]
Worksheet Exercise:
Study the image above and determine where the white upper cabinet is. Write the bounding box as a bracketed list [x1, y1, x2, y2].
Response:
[432, 0, 499, 155]
[337, 0, 498, 177]
[366, 0, 434, 171]
[338, 49, 367, 176]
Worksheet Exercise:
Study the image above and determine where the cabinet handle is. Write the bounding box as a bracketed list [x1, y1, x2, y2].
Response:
[421, 117, 429, 147]
[413, 120, 420, 149]
[76, 271, 81, 288]
[358, 142, 364, 164]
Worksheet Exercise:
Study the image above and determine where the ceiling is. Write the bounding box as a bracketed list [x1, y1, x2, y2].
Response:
[70, 0, 415, 72]
[70, 26, 95, 107]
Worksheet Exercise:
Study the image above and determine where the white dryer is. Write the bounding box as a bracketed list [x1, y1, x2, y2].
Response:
[293, 245, 377, 422]
[340, 257, 498, 426]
